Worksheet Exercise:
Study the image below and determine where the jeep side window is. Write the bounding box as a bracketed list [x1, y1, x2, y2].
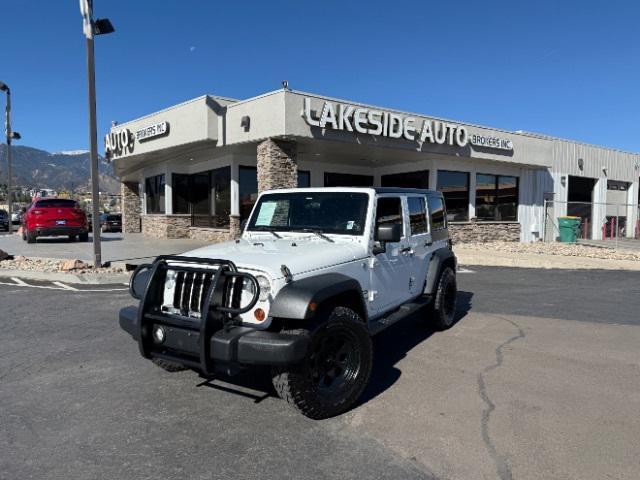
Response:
[375, 197, 403, 239]
[427, 195, 446, 230]
[407, 197, 428, 235]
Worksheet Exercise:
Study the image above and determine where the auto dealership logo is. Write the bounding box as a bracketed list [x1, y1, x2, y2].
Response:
[302, 97, 469, 148]
[104, 128, 134, 160]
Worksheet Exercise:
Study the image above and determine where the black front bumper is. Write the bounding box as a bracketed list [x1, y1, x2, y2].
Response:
[119, 306, 308, 370]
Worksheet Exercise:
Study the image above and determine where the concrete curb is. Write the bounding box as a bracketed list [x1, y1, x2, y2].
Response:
[456, 249, 640, 271]
[0, 269, 131, 285]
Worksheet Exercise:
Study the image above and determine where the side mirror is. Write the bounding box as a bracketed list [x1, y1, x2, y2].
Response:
[373, 223, 403, 255]
[376, 223, 402, 243]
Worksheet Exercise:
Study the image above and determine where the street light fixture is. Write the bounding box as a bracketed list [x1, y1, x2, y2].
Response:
[1, 80, 21, 234]
[79, 0, 115, 268]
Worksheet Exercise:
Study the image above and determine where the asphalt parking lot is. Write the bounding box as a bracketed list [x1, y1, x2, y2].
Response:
[1, 266, 639, 480]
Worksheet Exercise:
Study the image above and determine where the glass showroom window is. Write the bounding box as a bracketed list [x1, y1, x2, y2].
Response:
[239, 166, 258, 221]
[324, 172, 374, 187]
[437, 170, 469, 221]
[145, 174, 165, 214]
[381, 170, 429, 189]
[475, 174, 519, 221]
[298, 170, 311, 188]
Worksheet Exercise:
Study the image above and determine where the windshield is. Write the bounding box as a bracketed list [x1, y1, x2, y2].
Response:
[247, 192, 369, 235]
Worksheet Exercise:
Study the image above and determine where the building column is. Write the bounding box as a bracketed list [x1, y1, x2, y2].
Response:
[592, 177, 607, 240]
[256, 138, 298, 193]
[627, 181, 638, 238]
[121, 181, 141, 234]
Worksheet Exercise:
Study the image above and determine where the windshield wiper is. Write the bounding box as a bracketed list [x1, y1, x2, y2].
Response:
[292, 228, 334, 243]
[251, 227, 282, 238]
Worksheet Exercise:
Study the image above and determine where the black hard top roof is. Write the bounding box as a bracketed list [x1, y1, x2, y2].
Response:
[373, 187, 440, 195]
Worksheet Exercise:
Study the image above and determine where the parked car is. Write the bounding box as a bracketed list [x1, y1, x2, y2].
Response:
[0, 209, 9, 231]
[11, 209, 23, 225]
[101, 213, 122, 233]
[22, 198, 89, 243]
[120, 187, 457, 419]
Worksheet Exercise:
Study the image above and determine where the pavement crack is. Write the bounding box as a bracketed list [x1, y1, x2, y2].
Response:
[477, 316, 525, 480]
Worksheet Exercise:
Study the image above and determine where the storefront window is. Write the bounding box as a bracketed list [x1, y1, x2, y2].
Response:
[381, 170, 429, 189]
[145, 174, 165, 214]
[475, 174, 519, 221]
[172, 174, 190, 214]
[437, 170, 469, 221]
[172, 168, 231, 227]
[324, 172, 374, 187]
[298, 170, 311, 188]
[239, 166, 258, 221]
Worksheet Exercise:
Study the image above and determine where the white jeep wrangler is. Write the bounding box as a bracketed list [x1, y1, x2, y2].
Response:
[120, 187, 457, 419]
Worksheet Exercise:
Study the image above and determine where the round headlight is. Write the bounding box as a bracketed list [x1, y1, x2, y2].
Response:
[256, 275, 271, 301]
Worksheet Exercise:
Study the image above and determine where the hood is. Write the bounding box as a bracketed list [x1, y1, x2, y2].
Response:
[180, 237, 368, 279]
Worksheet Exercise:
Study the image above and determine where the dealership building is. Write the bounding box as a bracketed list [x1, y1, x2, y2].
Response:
[106, 88, 640, 243]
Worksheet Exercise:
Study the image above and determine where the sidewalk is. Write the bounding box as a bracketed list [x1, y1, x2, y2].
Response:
[456, 242, 640, 271]
[0, 232, 210, 265]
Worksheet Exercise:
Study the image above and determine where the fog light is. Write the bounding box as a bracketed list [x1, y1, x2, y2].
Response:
[254, 308, 266, 322]
[152, 325, 166, 344]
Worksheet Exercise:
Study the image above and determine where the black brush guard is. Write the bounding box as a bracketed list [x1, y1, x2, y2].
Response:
[121, 255, 308, 376]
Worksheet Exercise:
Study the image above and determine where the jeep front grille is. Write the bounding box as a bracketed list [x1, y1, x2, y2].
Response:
[171, 270, 215, 318]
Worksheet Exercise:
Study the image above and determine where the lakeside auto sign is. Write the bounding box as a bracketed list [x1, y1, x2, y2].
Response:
[105, 121, 170, 159]
[301, 97, 513, 151]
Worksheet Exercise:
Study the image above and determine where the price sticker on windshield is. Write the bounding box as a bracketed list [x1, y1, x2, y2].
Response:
[255, 201, 277, 226]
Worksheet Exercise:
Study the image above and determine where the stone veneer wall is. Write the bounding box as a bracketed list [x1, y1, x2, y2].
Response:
[141, 214, 234, 243]
[449, 222, 521, 244]
[187, 227, 232, 243]
[257, 138, 298, 193]
[141, 215, 190, 239]
[121, 182, 141, 233]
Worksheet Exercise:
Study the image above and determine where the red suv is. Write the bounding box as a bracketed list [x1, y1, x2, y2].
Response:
[22, 198, 89, 243]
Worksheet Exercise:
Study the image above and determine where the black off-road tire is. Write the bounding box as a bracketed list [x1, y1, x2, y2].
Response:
[151, 357, 188, 372]
[26, 229, 36, 244]
[68, 235, 77, 242]
[429, 267, 457, 330]
[79, 232, 89, 242]
[271, 306, 373, 420]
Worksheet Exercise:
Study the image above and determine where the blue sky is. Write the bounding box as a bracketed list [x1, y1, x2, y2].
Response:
[1, 0, 639, 153]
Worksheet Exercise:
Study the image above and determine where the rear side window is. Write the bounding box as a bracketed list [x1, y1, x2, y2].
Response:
[407, 197, 428, 235]
[35, 199, 77, 208]
[375, 197, 403, 239]
[427, 195, 446, 230]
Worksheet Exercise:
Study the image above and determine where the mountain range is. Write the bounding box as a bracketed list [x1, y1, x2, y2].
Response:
[0, 145, 120, 194]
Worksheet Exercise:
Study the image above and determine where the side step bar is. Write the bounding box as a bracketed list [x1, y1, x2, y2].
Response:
[369, 295, 432, 335]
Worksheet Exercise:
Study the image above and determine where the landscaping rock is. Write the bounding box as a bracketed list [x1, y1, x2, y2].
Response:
[0, 249, 11, 262]
[59, 259, 90, 271]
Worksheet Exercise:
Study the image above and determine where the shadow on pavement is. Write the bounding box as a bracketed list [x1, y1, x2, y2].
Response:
[359, 290, 473, 406]
[191, 290, 474, 413]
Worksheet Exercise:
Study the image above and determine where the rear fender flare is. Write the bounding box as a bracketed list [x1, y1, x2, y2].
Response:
[424, 248, 457, 296]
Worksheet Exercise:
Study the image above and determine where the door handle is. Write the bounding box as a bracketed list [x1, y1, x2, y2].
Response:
[425, 241, 433, 247]
[400, 246, 413, 254]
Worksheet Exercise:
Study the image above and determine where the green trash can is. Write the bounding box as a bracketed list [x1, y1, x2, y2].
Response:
[558, 216, 581, 243]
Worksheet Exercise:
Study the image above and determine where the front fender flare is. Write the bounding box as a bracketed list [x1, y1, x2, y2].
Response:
[269, 273, 367, 321]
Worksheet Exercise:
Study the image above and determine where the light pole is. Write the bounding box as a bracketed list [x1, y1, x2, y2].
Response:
[79, 0, 114, 268]
[1, 81, 21, 235]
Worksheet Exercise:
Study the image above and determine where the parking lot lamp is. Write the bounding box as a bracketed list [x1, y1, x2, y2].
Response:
[79, 0, 114, 268]
[1, 81, 21, 234]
